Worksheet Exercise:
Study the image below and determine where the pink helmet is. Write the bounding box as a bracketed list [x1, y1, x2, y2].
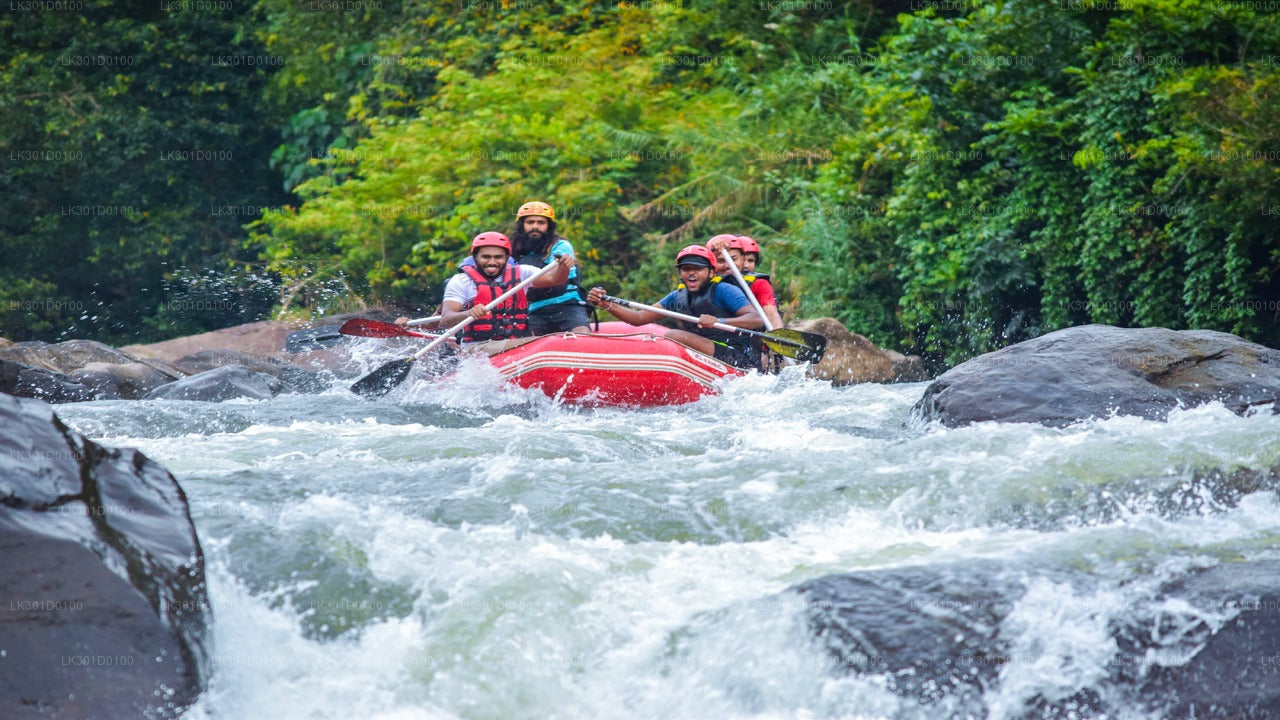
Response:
[736, 235, 760, 255]
[674, 244, 716, 269]
[470, 231, 512, 255]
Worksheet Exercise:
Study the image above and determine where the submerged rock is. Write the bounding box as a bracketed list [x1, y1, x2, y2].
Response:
[796, 558, 1280, 718]
[913, 324, 1280, 427]
[172, 349, 327, 393]
[789, 317, 927, 385]
[0, 394, 209, 718]
[145, 364, 283, 401]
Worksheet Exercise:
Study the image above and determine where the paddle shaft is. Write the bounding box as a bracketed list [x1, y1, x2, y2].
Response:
[600, 295, 806, 348]
[406, 315, 440, 326]
[413, 262, 562, 358]
[718, 248, 774, 331]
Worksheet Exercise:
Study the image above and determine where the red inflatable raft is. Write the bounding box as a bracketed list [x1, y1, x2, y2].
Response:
[486, 322, 744, 407]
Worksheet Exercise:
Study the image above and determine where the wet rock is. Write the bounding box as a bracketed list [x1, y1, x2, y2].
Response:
[0, 339, 139, 375]
[795, 563, 1017, 712]
[796, 558, 1280, 718]
[0, 394, 209, 718]
[145, 364, 283, 402]
[0, 358, 97, 403]
[68, 361, 178, 400]
[789, 317, 927, 385]
[1119, 560, 1280, 719]
[172, 349, 328, 394]
[913, 324, 1280, 427]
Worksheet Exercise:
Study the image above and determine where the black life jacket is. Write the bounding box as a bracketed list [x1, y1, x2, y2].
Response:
[460, 264, 529, 343]
[667, 277, 747, 348]
[519, 238, 583, 309]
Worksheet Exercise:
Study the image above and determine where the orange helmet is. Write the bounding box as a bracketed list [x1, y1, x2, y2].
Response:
[516, 201, 555, 221]
[675, 245, 716, 269]
[470, 231, 512, 255]
[736, 235, 760, 255]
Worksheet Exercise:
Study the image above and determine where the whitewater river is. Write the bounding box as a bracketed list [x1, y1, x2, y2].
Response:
[54, 359, 1280, 719]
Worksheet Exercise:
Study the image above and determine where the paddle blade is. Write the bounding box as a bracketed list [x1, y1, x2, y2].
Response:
[350, 357, 415, 398]
[761, 328, 827, 363]
[285, 325, 344, 353]
[340, 318, 414, 339]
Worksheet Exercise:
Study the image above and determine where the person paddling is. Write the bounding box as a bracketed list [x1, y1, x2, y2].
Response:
[707, 234, 784, 330]
[440, 231, 574, 351]
[587, 245, 763, 370]
[511, 201, 591, 334]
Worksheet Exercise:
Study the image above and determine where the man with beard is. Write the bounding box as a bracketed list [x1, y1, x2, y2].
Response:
[511, 200, 591, 334]
[440, 231, 573, 348]
[586, 245, 762, 370]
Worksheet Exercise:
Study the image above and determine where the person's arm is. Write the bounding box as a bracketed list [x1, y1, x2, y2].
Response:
[587, 287, 664, 326]
[705, 284, 761, 329]
[525, 254, 574, 288]
[439, 275, 483, 324]
[750, 278, 784, 329]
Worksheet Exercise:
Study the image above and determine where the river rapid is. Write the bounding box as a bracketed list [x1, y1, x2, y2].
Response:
[54, 358, 1280, 720]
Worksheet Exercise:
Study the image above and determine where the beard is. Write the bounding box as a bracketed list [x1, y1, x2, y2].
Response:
[513, 221, 555, 258]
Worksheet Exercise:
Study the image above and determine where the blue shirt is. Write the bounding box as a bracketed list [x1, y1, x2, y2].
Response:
[659, 282, 751, 315]
[527, 238, 581, 312]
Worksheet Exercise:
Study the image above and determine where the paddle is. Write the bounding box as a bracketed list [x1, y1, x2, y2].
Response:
[599, 295, 827, 363]
[285, 314, 440, 351]
[339, 318, 441, 340]
[718, 248, 773, 331]
[350, 262, 562, 397]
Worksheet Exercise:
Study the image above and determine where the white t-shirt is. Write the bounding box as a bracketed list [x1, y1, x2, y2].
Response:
[442, 264, 544, 307]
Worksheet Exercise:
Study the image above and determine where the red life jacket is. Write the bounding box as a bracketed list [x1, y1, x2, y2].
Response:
[460, 264, 530, 343]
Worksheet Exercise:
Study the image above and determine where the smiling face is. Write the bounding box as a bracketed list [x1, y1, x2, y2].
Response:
[742, 252, 759, 273]
[473, 247, 510, 279]
[678, 264, 711, 292]
[727, 248, 746, 272]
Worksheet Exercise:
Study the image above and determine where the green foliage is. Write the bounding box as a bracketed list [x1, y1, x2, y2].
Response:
[0, 0, 286, 343]
[4, 0, 1276, 365]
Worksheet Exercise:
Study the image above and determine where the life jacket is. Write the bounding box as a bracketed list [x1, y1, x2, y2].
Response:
[519, 238, 583, 311]
[667, 277, 745, 347]
[460, 264, 529, 343]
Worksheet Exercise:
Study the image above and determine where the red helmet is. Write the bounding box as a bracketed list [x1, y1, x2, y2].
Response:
[674, 244, 716, 269]
[470, 231, 512, 255]
[706, 233, 742, 252]
[736, 235, 760, 255]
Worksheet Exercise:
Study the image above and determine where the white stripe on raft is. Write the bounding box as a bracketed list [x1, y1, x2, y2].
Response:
[494, 351, 734, 387]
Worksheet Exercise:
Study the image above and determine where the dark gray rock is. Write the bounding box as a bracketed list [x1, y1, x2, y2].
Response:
[1120, 560, 1280, 719]
[0, 358, 97, 403]
[145, 364, 282, 402]
[172, 349, 327, 394]
[0, 394, 209, 718]
[796, 558, 1280, 719]
[69, 361, 177, 400]
[796, 563, 1018, 713]
[913, 325, 1280, 427]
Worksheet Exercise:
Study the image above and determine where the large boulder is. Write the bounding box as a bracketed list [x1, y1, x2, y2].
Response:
[913, 324, 1280, 427]
[789, 317, 927, 385]
[145, 364, 283, 402]
[0, 394, 209, 718]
